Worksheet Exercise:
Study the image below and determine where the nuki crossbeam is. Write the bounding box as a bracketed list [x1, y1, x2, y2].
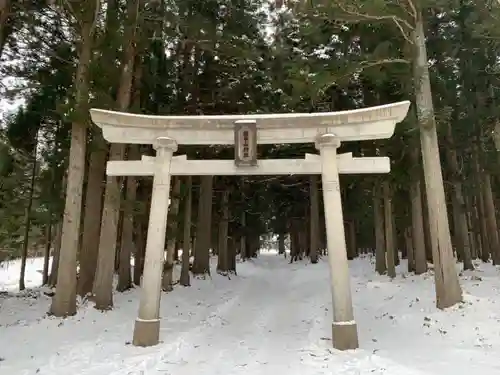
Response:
[106, 154, 391, 177]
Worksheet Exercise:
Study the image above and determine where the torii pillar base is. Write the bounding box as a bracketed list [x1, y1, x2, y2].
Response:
[132, 319, 160, 347]
[332, 322, 359, 351]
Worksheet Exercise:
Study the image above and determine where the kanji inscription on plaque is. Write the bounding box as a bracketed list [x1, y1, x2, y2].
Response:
[234, 120, 257, 167]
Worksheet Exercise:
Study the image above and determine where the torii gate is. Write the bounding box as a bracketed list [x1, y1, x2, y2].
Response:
[89, 101, 410, 351]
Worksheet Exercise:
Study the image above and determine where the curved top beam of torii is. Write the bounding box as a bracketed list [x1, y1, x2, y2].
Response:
[89, 101, 411, 145]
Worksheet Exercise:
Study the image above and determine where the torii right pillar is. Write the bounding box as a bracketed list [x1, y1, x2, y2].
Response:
[316, 133, 359, 350]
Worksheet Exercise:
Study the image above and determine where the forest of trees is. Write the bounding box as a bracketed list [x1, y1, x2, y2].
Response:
[1, 0, 500, 316]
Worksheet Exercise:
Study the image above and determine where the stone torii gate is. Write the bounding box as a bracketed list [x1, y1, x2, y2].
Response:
[89, 101, 410, 351]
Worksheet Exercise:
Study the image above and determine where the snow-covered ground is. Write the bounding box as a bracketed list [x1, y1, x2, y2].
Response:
[1, 253, 499, 375]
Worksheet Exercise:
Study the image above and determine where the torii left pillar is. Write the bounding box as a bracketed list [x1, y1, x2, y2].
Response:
[133, 137, 177, 346]
[316, 133, 359, 350]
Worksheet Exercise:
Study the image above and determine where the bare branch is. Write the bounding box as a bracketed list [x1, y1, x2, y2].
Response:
[61, 0, 78, 23]
[334, 1, 415, 36]
[405, 0, 417, 23]
[392, 18, 413, 44]
[89, 0, 102, 37]
[317, 58, 410, 98]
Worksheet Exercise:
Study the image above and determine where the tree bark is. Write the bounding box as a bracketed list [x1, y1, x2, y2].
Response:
[0, 0, 12, 58]
[476, 180, 490, 262]
[77, 135, 107, 296]
[278, 233, 286, 256]
[217, 188, 230, 274]
[116, 145, 140, 292]
[19, 142, 37, 291]
[50, 12, 96, 316]
[240, 210, 247, 260]
[93, 0, 141, 310]
[228, 235, 237, 274]
[42, 221, 52, 285]
[346, 221, 357, 260]
[94, 0, 141, 297]
[383, 181, 396, 278]
[472, 147, 489, 262]
[92, 143, 125, 308]
[180, 176, 192, 287]
[413, 9, 462, 308]
[482, 173, 500, 264]
[410, 178, 428, 274]
[405, 227, 415, 272]
[464, 193, 478, 260]
[444, 121, 473, 270]
[374, 186, 386, 275]
[192, 176, 213, 276]
[49, 221, 63, 287]
[309, 175, 320, 263]
[162, 177, 181, 291]
[133, 212, 146, 286]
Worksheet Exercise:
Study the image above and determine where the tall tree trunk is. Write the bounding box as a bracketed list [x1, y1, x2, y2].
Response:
[130, 58, 144, 287]
[174, 239, 180, 262]
[346, 221, 357, 260]
[114, 209, 124, 272]
[278, 232, 286, 256]
[413, 9, 462, 308]
[162, 177, 181, 291]
[240, 210, 247, 260]
[482, 172, 500, 264]
[228, 236, 237, 273]
[42, 162, 57, 286]
[444, 121, 473, 270]
[391, 205, 400, 266]
[374, 186, 386, 275]
[133, 212, 147, 286]
[180, 176, 192, 287]
[50, 11, 97, 316]
[464, 193, 478, 260]
[248, 232, 260, 258]
[472, 147, 490, 262]
[405, 227, 415, 272]
[20, 141, 38, 291]
[92, 143, 125, 309]
[116, 146, 140, 292]
[192, 176, 213, 276]
[477, 183, 490, 262]
[217, 188, 230, 274]
[420, 183, 433, 262]
[42, 221, 52, 285]
[309, 175, 320, 263]
[49, 222, 63, 287]
[93, 0, 141, 310]
[383, 181, 396, 278]
[410, 177, 428, 275]
[0, 0, 12, 58]
[49, 172, 66, 288]
[77, 135, 107, 296]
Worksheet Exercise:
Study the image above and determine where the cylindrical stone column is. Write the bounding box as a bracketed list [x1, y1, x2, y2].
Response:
[315, 133, 359, 350]
[133, 137, 177, 347]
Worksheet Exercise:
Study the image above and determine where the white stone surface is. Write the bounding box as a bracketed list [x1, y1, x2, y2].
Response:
[90, 101, 411, 145]
[133, 138, 177, 346]
[316, 134, 356, 337]
[141, 154, 186, 161]
[105, 157, 390, 177]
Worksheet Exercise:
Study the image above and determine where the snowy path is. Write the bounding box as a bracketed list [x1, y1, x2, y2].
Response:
[150, 257, 332, 375]
[1, 254, 500, 374]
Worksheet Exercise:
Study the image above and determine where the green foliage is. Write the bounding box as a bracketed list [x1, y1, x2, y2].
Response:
[0, 132, 41, 259]
[2, 0, 500, 252]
